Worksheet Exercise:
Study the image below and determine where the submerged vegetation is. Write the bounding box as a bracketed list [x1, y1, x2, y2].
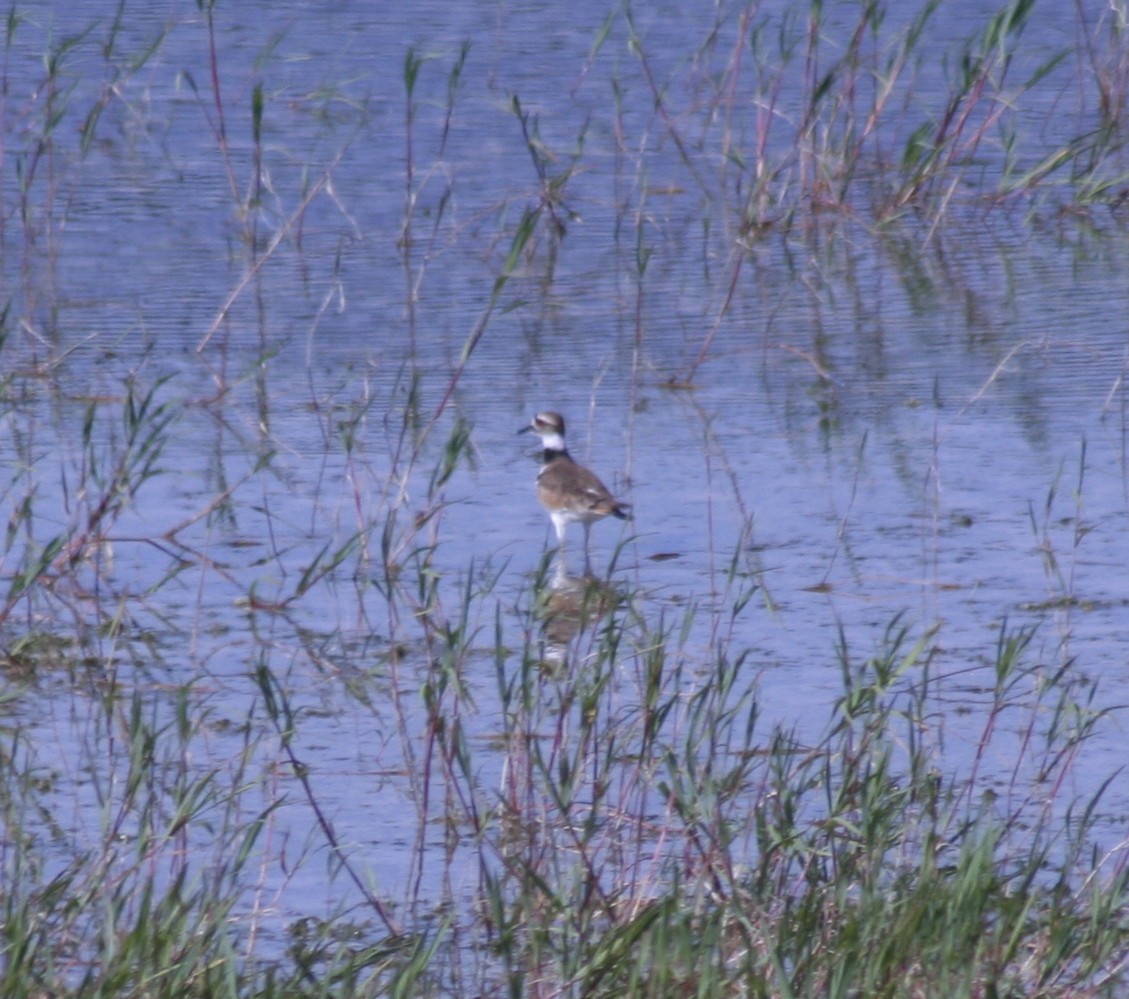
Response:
[1, 0, 1128, 995]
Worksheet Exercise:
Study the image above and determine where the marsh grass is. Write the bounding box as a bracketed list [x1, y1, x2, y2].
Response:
[1, 2, 1129, 996]
[638, 0, 1129, 239]
[7, 365, 1126, 997]
[2, 432, 1128, 997]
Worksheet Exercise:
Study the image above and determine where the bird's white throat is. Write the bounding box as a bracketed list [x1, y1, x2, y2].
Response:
[539, 431, 566, 453]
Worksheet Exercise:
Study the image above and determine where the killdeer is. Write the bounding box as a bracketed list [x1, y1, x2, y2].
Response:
[519, 411, 630, 571]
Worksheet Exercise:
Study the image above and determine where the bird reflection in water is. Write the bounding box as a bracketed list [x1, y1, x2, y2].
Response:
[534, 569, 623, 671]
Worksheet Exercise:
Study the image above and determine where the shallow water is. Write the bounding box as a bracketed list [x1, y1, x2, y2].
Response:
[3, 0, 1129, 960]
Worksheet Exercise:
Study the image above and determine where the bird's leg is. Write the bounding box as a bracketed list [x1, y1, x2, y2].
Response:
[553, 516, 569, 574]
[582, 522, 593, 576]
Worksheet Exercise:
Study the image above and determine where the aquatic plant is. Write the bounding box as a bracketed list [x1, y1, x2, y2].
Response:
[0, 2, 1127, 996]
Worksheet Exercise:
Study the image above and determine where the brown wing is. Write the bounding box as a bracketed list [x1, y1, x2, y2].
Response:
[538, 458, 626, 516]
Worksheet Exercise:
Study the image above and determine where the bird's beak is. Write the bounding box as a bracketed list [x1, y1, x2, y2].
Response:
[517, 423, 533, 435]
